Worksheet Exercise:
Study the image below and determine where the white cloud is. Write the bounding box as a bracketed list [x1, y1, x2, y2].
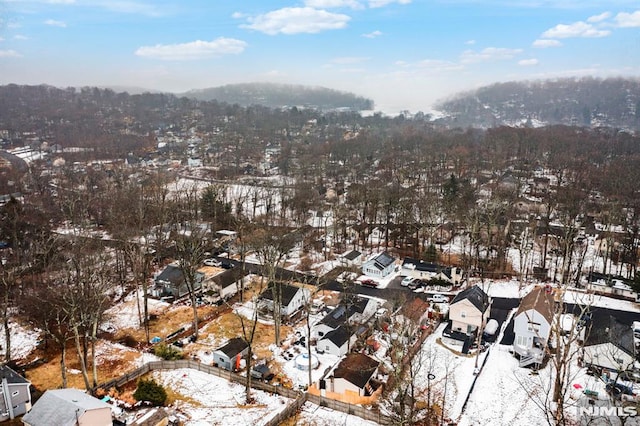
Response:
[135, 38, 247, 61]
[46, 0, 76, 3]
[368, 0, 411, 8]
[615, 10, 640, 28]
[231, 12, 246, 19]
[240, 7, 350, 35]
[532, 39, 562, 48]
[331, 56, 369, 64]
[13, 35, 29, 40]
[362, 30, 382, 38]
[0, 37, 4, 42]
[518, 58, 539, 66]
[44, 19, 67, 27]
[465, 39, 476, 45]
[541, 21, 610, 38]
[94, 1, 162, 17]
[0, 50, 21, 58]
[416, 59, 464, 72]
[304, 0, 363, 9]
[587, 12, 611, 23]
[460, 47, 523, 64]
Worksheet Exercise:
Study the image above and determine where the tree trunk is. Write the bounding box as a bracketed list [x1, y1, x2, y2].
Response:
[191, 293, 199, 340]
[2, 297, 10, 362]
[73, 325, 92, 391]
[60, 342, 68, 388]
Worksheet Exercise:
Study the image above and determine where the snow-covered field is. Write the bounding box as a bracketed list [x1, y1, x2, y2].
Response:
[151, 368, 291, 426]
[0, 320, 42, 361]
[296, 401, 380, 426]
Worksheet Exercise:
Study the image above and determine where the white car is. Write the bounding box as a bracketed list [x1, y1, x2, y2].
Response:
[428, 294, 449, 303]
[203, 258, 222, 267]
[401, 276, 416, 287]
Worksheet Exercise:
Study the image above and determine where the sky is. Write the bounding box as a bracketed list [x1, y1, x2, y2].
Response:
[0, 1, 639, 115]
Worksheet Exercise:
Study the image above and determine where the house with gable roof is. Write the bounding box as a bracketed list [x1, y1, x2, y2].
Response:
[513, 286, 555, 367]
[258, 282, 311, 318]
[362, 251, 396, 279]
[449, 285, 490, 336]
[400, 257, 464, 285]
[22, 388, 112, 426]
[213, 337, 249, 371]
[0, 365, 31, 422]
[326, 353, 380, 397]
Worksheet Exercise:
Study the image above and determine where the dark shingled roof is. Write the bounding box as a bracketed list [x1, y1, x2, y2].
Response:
[319, 296, 370, 329]
[260, 282, 304, 307]
[0, 365, 29, 384]
[343, 250, 362, 261]
[215, 337, 249, 358]
[371, 251, 395, 269]
[516, 286, 554, 323]
[322, 325, 352, 347]
[333, 353, 379, 389]
[451, 285, 490, 313]
[155, 264, 184, 285]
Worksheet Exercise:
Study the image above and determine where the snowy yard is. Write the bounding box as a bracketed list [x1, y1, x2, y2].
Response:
[151, 368, 291, 426]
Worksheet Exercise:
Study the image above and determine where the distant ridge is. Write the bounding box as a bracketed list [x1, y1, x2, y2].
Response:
[435, 77, 640, 131]
[180, 82, 374, 111]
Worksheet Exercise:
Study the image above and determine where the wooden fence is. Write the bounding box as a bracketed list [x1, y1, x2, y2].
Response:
[96, 360, 392, 425]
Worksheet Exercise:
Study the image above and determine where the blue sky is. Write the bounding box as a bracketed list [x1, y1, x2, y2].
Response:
[1, 0, 639, 114]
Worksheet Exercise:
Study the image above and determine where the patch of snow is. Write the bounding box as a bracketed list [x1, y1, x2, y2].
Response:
[0, 320, 42, 361]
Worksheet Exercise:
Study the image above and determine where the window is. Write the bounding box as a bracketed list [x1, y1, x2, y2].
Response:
[461, 311, 466, 318]
[11, 391, 18, 397]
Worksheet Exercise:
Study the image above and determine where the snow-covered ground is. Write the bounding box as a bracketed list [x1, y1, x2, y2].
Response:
[151, 368, 291, 426]
[102, 290, 171, 334]
[0, 320, 42, 361]
[296, 401, 380, 426]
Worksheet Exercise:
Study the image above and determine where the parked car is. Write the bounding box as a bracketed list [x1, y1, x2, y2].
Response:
[221, 260, 234, 269]
[203, 258, 222, 267]
[360, 279, 378, 288]
[428, 294, 449, 303]
[401, 276, 416, 287]
[483, 319, 499, 337]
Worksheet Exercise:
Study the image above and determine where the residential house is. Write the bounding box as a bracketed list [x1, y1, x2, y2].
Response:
[259, 283, 311, 318]
[0, 365, 31, 422]
[449, 285, 490, 336]
[362, 251, 396, 279]
[339, 249, 362, 267]
[400, 257, 464, 285]
[582, 317, 637, 376]
[153, 264, 204, 299]
[314, 296, 379, 339]
[204, 268, 249, 301]
[513, 286, 555, 367]
[22, 389, 112, 426]
[213, 337, 249, 371]
[582, 272, 637, 301]
[325, 353, 380, 397]
[317, 325, 357, 357]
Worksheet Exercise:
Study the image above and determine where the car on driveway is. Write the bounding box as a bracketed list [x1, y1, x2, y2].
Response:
[428, 294, 449, 303]
[360, 279, 378, 288]
[203, 258, 222, 267]
[401, 276, 416, 287]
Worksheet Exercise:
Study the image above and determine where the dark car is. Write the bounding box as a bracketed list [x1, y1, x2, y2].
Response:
[360, 279, 378, 288]
[606, 382, 635, 398]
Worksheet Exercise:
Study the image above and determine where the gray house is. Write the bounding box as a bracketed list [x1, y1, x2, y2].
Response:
[362, 251, 396, 279]
[0, 365, 31, 422]
[22, 388, 112, 426]
[213, 337, 249, 371]
[153, 264, 204, 299]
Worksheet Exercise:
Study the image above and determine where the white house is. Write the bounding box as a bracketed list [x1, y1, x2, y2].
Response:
[326, 353, 380, 397]
[362, 251, 396, 279]
[339, 249, 363, 267]
[513, 286, 555, 367]
[314, 296, 378, 340]
[259, 283, 311, 318]
[449, 285, 490, 335]
[400, 257, 464, 285]
[317, 325, 356, 357]
[0, 365, 31, 422]
[213, 337, 249, 371]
